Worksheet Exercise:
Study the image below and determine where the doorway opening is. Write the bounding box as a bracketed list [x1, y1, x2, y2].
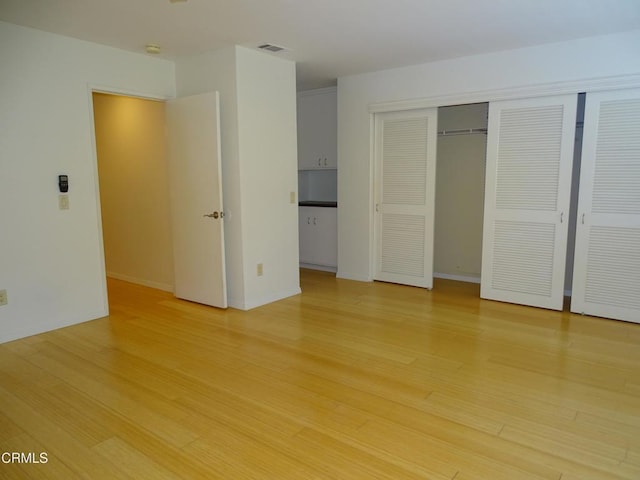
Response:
[91, 90, 228, 310]
[433, 102, 488, 285]
[92, 92, 174, 297]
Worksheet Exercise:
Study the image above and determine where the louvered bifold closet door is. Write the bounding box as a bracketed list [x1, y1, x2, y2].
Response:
[374, 108, 437, 288]
[571, 88, 640, 324]
[481, 95, 577, 310]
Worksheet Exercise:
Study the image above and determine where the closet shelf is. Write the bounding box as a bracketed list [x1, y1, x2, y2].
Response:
[437, 128, 487, 136]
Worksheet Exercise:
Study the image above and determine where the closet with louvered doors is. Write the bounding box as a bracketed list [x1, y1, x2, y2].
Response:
[372, 89, 640, 324]
[571, 88, 640, 324]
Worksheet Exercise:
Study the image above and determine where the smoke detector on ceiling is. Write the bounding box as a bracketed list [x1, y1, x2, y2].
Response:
[258, 43, 287, 53]
[145, 44, 161, 54]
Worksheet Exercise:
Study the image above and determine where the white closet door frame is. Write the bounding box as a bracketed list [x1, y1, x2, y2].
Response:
[481, 95, 577, 310]
[373, 108, 438, 288]
[571, 88, 640, 323]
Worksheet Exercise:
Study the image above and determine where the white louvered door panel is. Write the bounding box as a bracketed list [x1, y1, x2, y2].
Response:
[481, 95, 577, 310]
[571, 88, 640, 324]
[374, 108, 437, 288]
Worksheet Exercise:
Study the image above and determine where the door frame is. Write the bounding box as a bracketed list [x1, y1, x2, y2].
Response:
[87, 83, 172, 315]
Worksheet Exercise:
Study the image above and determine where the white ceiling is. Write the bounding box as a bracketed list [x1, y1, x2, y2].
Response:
[1, 0, 639, 90]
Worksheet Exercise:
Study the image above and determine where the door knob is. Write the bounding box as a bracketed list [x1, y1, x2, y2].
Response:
[203, 211, 223, 219]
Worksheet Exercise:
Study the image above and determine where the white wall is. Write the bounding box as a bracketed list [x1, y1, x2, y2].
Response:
[0, 22, 175, 343]
[298, 170, 338, 202]
[175, 46, 300, 309]
[337, 30, 640, 282]
[235, 47, 300, 308]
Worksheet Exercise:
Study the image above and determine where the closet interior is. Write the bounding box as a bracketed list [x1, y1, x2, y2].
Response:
[434, 103, 488, 284]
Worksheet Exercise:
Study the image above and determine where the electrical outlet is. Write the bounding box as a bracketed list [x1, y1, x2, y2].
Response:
[0, 290, 7, 306]
[257, 263, 263, 276]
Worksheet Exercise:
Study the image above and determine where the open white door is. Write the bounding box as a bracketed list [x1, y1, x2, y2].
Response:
[374, 108, 437, 288]
[166, 92, 227, 308]
[571, 88, 640, 323]
[481, 95, 577, 310]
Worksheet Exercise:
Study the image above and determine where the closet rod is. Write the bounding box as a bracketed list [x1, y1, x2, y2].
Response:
[437, 128, 487, 136]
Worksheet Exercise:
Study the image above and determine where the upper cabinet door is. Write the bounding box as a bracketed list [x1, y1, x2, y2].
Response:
[297, 88, 337, 170]
[571, 88, 640, 324]
[481, 95, 577, 310]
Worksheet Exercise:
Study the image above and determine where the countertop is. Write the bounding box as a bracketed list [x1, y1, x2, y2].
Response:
[298, 201, 337, 208]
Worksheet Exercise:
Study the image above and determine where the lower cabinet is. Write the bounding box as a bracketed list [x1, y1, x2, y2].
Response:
[299, 207, 337, 269]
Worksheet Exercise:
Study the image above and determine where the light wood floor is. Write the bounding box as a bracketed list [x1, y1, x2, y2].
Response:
[1, 270, 639, 479]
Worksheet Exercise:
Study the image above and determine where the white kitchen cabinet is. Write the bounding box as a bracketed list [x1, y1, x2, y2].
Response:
[299, 206, 337, 269]
[297, 87, 337, 170]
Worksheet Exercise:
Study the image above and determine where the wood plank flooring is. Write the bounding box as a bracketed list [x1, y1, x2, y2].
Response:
[1, 269, 639, 479]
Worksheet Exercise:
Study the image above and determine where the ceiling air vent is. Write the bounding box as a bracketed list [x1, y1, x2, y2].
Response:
[258, 43, 286, 53]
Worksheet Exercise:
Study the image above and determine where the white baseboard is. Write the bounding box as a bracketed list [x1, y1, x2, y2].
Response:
[228, 286, 302, 311]
[300, 263, 337, 273]
[433, 272, 481, 284]
[336, 270, 372, 282]
[106, 272, 173, 293]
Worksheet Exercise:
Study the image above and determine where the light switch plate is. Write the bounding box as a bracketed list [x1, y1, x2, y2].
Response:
[0, 290, 7, 306]
[290, 191, 296, 204]
[59, 195, 69, 210]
